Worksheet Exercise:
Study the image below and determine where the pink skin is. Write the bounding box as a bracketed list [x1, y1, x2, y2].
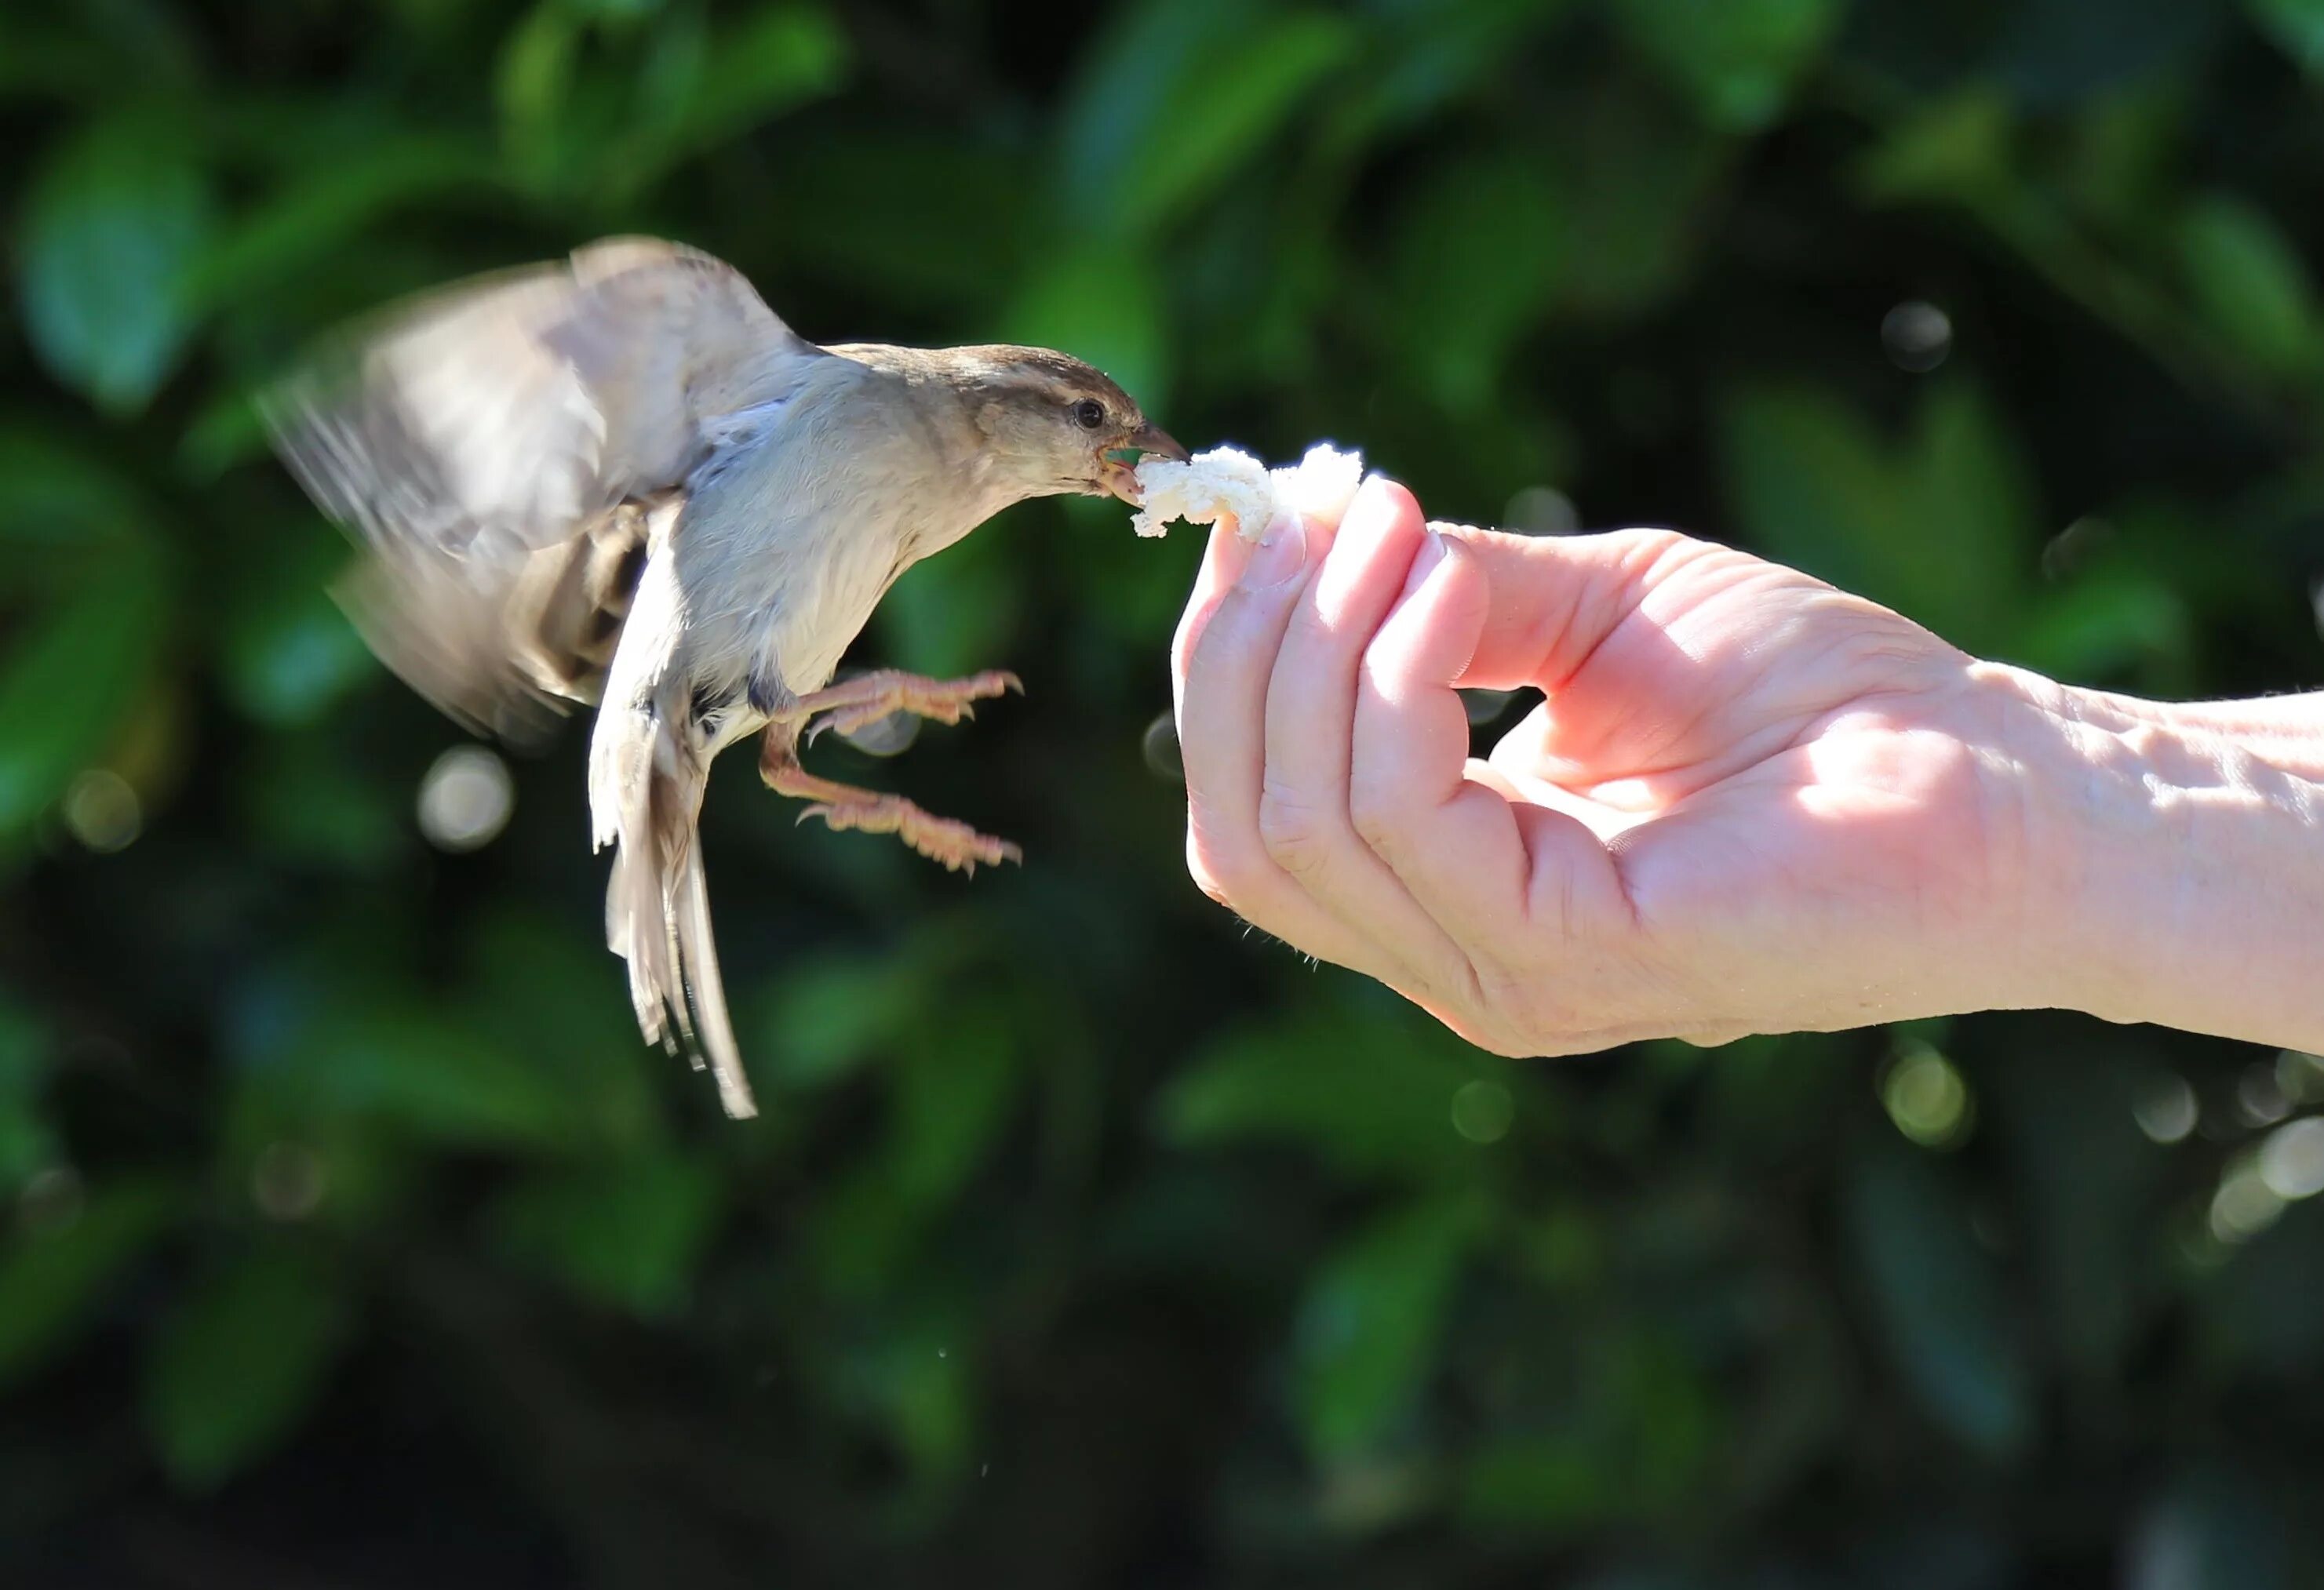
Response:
[1169, 475, 2324, 1057]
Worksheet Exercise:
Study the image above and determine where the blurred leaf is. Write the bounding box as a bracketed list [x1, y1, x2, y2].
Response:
[891, 1002, 1022, 1206]
[0, 997, 54, 1186]
[144, 1248, 349, 1490]
[1842, 1135, 2034, 1461]
[0, 554, 168, 847]
[1459, 1330, 1720, 1534]
[837, 1318, 975, 1481]
[0, 1177, 177, 1392]
[495, 2, 578, 185]
[281, 1006, 582, 1152]
[1062, 0, 1354, 237]
[187, 135, 492, 310]
[2247, 0, 2324, 73]
[0, 428, 149, 553]
[1160, 998, 1522, 1181]
[18, 116, 215, 413]
[2013, 562, 2191, 682]
[220, 540, 376, 728]
[1721, 380, 2034, 653]
[1341, 0, 1581, 142]
[761, 947, 924, 1090]
[467, 911, 668, 1152]
[769, 133, 1027, 310]
[872, 520, 1023, 679]
[1987, 1036, 2165, 1381]
[1856, 89, 2013, 206]
[1991, 0, 2228, 106]
[810, 996, 1023, 1295]
[1294, 1192, 1484, 1458]
[487, 1154, 723, 1317]
[1006, 238, 1172, 414]
[1386, 153, 1566, 412]
[1548, 96, 1725, 322]
[2177, 195, 2323, 379]
[1612, 0, 1845, 131]
[235, 730, 405, 871]
[2129, 1465, 2305, 1590]
[665, 2, 848, 155]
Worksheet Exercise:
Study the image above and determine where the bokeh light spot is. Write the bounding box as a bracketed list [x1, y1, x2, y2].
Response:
[1503, 485, 1579, 537]
[2259, 1118, 2324, 1202]
[2210, 1155, 2286, 1244]
[2134, 1074, 2198, 1144]
[1142, 711, 1183, 782]
[1881, 1044, 1972, 1148]
[1881, 300, 1953, 372]
[251, 1140, 326, 1221]
[2236, 1063, 2290, 1127]
[840, 708, 920, 757]
[417, 744, 515, 852]
[2277, 1050, 2324, 1105]
[62, 770, 140, 853]
[1451, 1079, 1514, 1144]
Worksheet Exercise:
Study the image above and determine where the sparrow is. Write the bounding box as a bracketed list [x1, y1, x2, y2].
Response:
[260, 236, 1186, 1119]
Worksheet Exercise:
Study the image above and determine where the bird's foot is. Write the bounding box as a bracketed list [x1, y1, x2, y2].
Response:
[761, 742, 1019, 873]
[789, 668, 1022, 745]
[796, 796, 1020, 873]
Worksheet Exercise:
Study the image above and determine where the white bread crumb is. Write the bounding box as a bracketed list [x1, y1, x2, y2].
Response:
[1132, 442, 1364, 540]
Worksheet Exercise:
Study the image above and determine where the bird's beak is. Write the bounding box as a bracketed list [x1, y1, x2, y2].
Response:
[1098, 423, 1190, 504]
[1130, 423, 1190, 464]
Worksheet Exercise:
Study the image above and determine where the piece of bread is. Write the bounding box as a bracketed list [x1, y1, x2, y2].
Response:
[1132, 442, 1363, 540]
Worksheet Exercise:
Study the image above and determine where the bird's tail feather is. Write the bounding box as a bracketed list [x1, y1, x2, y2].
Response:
[592, 706, 758, 1119]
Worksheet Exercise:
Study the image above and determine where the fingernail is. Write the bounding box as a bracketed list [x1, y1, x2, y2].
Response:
[1237, 512, 1307, 591]
[1399, 532, 1448, 599]
[1342, 474, 1397, 543]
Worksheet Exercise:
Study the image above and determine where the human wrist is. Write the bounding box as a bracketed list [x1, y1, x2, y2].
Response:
[1980, 665, 2324, 1048]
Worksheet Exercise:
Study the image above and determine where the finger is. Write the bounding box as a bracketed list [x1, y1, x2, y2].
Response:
[1175, 510, 1404, 979]
[1259, 477, 1481, 1000]
[1431, 524, 1688, 693]
[1354, 534, 1631, 945]
[1171, 515, 1259, 725]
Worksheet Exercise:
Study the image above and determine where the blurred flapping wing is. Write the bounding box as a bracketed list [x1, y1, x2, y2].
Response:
[262, 237, 821, 739]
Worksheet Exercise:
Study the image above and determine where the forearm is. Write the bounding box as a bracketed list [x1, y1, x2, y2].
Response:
[2072, 686, 2324, 781]
[1990, 668, 2324, 1051]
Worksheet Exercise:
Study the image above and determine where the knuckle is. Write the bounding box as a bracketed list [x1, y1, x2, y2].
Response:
[1345, 777, 1403, 857]
[1255, 783, 1331, 878]
[1185, 812, 1286, 913]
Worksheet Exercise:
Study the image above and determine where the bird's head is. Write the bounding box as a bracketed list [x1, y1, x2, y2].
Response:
[943, 346, 1188, 505]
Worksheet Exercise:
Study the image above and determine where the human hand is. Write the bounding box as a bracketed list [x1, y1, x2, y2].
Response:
[1170, 474, 2120, 1054]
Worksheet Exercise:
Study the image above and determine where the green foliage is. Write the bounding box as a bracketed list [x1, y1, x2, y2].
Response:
[1612, 0, 1845, 130]
[1293, 1192, 1486, 1460]
[0, 1178, 177, 1392]
[18, 117, 215, 414]
[1843, 1134, 2033, 1461]
[3, 0, 2323, 1581]
[486, 1154, 723, 1316]
[144, 1247, 351, 1489]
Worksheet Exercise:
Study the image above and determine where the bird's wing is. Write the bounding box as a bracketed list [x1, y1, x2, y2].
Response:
[265, 237, 815, 565]
[260, 238, 821, 740]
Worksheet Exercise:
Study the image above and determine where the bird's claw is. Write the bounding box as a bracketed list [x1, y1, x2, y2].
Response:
[802, 669, 1022, 746]
[795, 796, 1019, 874]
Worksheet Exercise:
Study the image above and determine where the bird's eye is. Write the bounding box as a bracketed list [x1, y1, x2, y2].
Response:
[1073, 398, 1107, 431]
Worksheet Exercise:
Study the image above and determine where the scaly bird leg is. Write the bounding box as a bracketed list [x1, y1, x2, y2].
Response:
[770, 668, 1022, 746]
[759, 733, 1021, 873]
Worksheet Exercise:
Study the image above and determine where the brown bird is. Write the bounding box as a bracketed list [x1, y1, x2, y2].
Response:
[262, 237, 1185, 1118]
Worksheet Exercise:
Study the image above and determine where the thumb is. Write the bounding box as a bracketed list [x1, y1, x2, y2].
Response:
[1431, 524, 1678, 693]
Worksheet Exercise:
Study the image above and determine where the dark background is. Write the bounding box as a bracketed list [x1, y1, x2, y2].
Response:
[6, 0, 2324, 1585]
